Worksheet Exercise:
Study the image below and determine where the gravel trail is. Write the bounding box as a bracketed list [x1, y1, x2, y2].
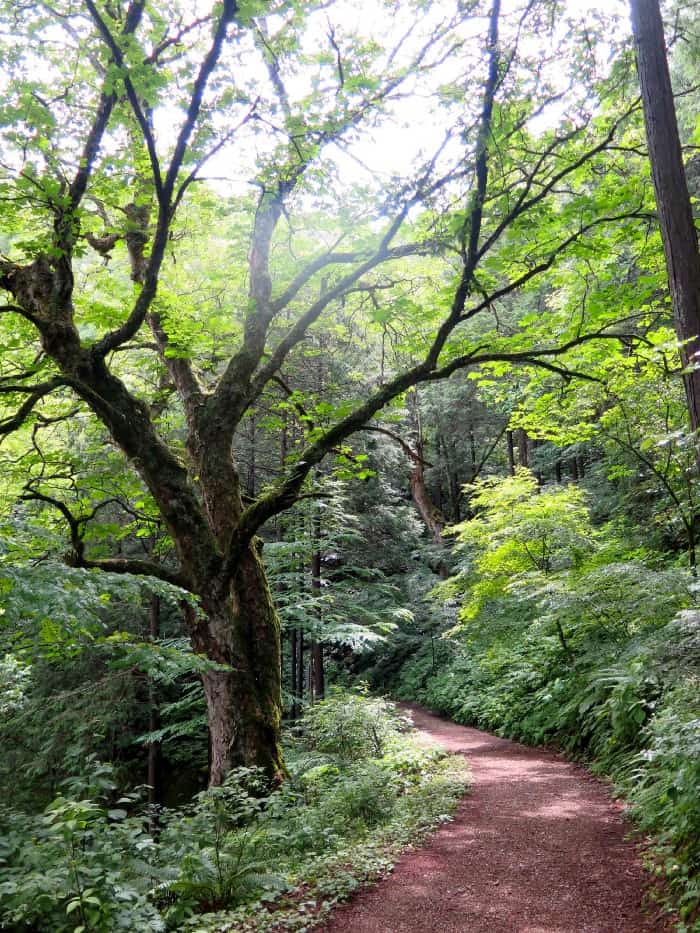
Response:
[318, 704, 670, 933]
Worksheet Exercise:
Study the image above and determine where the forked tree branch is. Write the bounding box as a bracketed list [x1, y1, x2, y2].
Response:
[20, 489, 189, 588]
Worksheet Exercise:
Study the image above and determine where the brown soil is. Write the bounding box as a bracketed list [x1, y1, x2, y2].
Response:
[317, 704, 672, 933]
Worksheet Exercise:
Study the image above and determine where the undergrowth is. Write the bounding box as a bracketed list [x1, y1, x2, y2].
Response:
[0, 690, 468, 932]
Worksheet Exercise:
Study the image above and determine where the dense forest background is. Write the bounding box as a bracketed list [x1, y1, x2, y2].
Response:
[1, 0, 699, 929]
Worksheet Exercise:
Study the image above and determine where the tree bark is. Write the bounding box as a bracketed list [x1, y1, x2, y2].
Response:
[296, 628, 305, 710]
[290, 628, 298, 719]
[310, 508, 325, 700]
[506, 430, 516, 476]
[630, 0, 700, 460]
[517, 428, 529, 468]
[147, 594, 162, 832]
[193, 544, 284, 786]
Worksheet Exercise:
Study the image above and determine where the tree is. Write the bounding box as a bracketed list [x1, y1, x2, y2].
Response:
[0, 0, 648, 784]
[629, 0, 700, 456]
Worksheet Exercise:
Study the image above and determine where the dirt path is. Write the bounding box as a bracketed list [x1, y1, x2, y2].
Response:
[318, 704, 670, 933]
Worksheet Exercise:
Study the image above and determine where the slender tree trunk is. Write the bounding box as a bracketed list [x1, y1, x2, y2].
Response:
[468, 422, 477, 477]
[409, 392, 447, 547]
[533, 439, 543, 486]
[290, 628, 298, 719]
[296, 628, 305, 710]
[311, 643, 324, 700]
[687, 519, 697, 574]
[630, 0, 700, 464]
[506, 430, 516, 476]
[517, 429, 529, 468]
[147, 594, 162, 831]
[310, 508, 325, 700]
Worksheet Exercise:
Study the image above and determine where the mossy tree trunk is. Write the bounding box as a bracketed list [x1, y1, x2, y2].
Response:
[194, 548, 283, 785]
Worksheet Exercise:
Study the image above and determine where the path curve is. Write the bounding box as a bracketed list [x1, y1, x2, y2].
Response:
[318, 704, 670, 933]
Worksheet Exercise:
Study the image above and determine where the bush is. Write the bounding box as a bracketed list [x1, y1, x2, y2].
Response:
[0, 762, 163, 932]
[301, 688, 412, 759]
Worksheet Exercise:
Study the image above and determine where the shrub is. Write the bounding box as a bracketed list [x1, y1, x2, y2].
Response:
[301, 687, 411, 759]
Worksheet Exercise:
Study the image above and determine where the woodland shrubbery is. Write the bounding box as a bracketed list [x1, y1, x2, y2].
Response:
[364, 471, 700, 923]
[0, 691, 467, 932]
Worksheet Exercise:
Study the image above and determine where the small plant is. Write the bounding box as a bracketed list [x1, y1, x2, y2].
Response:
[157, 768, 284, 923]
[0, 761, 163, 932]
[301, 687, 411, 759]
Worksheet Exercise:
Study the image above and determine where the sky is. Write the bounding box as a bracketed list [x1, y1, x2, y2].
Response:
[149, 0, 632, 203]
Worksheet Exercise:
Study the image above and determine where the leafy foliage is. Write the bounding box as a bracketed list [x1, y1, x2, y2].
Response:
[0, 691, 467, 932]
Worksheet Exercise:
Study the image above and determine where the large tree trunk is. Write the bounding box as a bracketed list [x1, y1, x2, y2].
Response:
[194, 544, 284, 786]
[630, 0, 700, 457]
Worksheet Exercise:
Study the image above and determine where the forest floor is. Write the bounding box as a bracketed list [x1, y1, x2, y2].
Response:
[316, 704, 673, 933]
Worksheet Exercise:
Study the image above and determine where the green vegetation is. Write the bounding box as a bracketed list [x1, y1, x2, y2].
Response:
[0, 691, 468, 932]
[1, 0, 700, 929]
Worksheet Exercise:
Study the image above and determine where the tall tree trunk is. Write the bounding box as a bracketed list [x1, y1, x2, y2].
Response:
[517, 428, 529, 468]
[409, 391, 447, 547]
[310, 507, 325, 700]
[630, 0, 700, 462]
[506, 430, 516, 476]
[193, 544, 284, 786]
[290, 628, 298, 720]
[296, 628, 305, 711]
[147, 594, 162, 831]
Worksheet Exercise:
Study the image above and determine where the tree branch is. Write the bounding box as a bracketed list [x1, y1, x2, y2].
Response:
[20, 489, 189, 588]
[91, 1, 237, 357]
[360, 426, 433, 466]
[84, 0, 163, 199]
[0, 378, 69, 436]
[69, 1, 146, 209]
